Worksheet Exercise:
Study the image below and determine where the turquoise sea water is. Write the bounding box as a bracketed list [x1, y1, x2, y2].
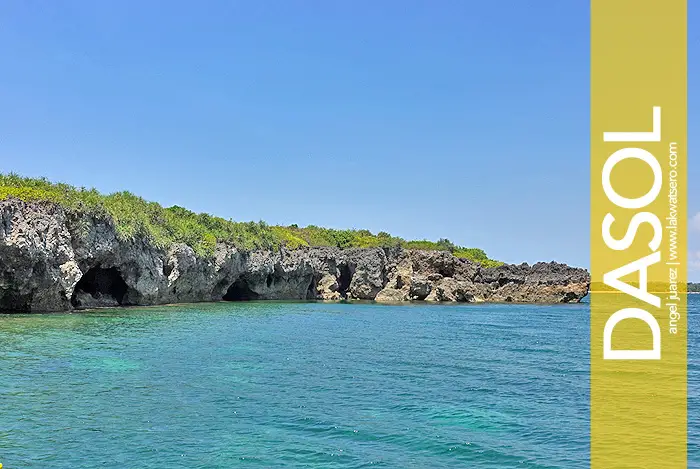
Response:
[1, 298, 697, 468]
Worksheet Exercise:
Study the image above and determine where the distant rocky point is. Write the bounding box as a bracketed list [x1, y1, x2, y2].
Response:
[0, 197, 589, 312]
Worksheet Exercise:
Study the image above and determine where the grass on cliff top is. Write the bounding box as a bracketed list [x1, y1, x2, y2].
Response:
[0, 173, 504, 267]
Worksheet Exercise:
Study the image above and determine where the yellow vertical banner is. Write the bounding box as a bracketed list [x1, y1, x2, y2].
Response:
[591, 1, 687, 468]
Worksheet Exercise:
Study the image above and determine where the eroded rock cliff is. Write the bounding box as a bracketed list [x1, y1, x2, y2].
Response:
[0, 199, 590, 312]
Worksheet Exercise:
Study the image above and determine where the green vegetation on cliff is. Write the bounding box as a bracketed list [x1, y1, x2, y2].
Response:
[0, 173, 503, 267]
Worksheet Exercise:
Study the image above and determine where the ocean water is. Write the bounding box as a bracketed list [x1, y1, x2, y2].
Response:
[0, 298, 697, 468]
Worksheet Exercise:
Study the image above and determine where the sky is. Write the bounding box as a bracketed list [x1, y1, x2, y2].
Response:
[0, 1, 696, 275]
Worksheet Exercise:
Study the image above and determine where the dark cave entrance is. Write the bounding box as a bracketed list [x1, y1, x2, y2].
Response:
[337, 264, 353, 297]
[71, 266, 129, 308]
[0, 288, 32, 312]
[560, 292, 578, 303]
[306, 275, 318, 300]
[223, 278, 259, 301]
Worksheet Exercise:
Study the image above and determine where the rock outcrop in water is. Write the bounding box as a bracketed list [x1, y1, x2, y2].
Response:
[0, 199, 590, 312]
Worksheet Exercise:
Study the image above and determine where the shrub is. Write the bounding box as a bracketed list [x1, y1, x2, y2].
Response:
[0, 173, 504, 266]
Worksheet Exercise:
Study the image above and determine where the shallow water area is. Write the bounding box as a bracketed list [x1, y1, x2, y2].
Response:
[1, 299, 698, 468]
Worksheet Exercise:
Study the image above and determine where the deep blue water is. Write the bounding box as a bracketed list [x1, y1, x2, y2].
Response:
[0, 298, 697, 468]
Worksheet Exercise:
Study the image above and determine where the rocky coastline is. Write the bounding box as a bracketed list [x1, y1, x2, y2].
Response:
[0, 198, 590, 312]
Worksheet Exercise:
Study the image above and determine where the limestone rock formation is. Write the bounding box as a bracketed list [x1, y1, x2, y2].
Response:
[0, 199, 590, 312]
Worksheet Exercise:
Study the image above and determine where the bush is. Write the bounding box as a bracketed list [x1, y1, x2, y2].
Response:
[0, 173, 503, 266]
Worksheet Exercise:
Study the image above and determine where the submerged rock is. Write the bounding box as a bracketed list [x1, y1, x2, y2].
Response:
[0, 199, 590, 312]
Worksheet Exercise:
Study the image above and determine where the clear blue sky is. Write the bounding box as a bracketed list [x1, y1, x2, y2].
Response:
[0, 1, 696, 273]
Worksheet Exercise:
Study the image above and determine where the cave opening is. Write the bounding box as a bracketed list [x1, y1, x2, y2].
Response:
[337, 264, 353, 297]
[0, 288, 32, 312]
[560, 292, 578, 303]
[223, 278, 259, 301]
[71, 266, 129, 308]
[306, 275, 318, 300]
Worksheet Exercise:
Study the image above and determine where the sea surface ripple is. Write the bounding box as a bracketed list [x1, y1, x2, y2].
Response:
[1, 298, 698, 468]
